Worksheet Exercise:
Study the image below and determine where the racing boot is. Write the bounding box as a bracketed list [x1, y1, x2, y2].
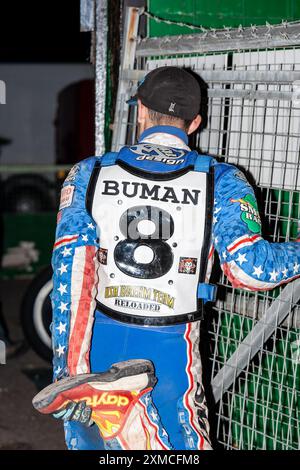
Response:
[32, 359, 172, 450]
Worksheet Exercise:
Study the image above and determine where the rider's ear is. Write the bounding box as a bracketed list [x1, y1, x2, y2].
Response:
[137, 99, 148, 124]
[187, 114, 201, 135]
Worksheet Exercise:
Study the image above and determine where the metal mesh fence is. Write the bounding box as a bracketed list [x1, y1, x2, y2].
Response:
[210, 287, 300, 449]
[111, 13, 300, 450]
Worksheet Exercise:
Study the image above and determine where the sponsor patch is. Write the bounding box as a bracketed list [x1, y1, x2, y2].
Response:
[114, 299, 161, 312]
[230, 193, 261, 234]
[105, 285, 175, 309]
[59, 185, 75, 210]
[130, 144, 185, 164]
[178, 257, 198, 274]
[98, 248, 108, 265]
[65, 164, 80, 183]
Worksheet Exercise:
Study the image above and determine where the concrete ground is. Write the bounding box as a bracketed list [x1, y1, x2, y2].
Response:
[0, 280, 65, 450]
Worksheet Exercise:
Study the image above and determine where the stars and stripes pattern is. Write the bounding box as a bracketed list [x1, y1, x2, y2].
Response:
[227, 233, 262, 255]
[54, 235, 79, 251]
[51, 157, 100, 381]
[67, 244, 98, 375]
[137, 392, 173, 450]
[180, 322, 212, 450]
[213, 163, 300, 291]
[52, 222, 99, 379]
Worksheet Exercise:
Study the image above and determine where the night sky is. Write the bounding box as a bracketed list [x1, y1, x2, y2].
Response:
[0, 0, 90, 62]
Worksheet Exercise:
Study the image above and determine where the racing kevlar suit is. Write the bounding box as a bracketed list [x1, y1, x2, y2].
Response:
[51, 125, 300, 450]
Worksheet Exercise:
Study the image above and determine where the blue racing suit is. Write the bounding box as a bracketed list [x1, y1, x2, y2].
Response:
[51, 125, 300, 450]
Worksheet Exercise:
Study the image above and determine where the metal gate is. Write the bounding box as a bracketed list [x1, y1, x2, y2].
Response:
[111, 8, 300, 450]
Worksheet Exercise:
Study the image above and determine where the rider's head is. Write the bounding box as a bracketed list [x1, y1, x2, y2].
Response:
[135, 66, 202, 136]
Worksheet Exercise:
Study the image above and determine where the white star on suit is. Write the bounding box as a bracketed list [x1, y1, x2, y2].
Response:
[150, 410, 158, 421]
[56, 322, 67, 335]
[222, 251, 227, 260]
[56, 344, 65, 357]
[87, 223, 95, 230]
[236, 253, 247, 265]
[55, 366, 62, 375]
[58, 301, 68, 313]
[214, 207, 221, 214]
[214, 237, 219, 244]
[57, 283, 67, 295]
[253, 265, 263, 278]
[282, 267, 288, 278]
[70, 438, 78, 450]
[269, 269, 279, 281]
[213, 216, 218, 224]
[58, 263, 68, 275]
[293, 262, 300, 274]
[82, 234, 88, 242]
[62, 247, 72, 257]
[145, 395, 151, 405]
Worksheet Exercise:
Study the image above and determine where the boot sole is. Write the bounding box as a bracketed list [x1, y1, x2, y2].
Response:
[32, 359, 156, 411]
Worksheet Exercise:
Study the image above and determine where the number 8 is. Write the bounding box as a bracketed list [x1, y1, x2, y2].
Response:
[114, 205, 174, 279]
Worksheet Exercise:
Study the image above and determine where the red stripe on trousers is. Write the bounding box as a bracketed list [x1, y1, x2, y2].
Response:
[138, 400, 169, 450]
[184, 323, 204, 450]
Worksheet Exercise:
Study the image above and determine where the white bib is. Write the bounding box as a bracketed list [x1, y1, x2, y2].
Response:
[90, 163, 210, 325]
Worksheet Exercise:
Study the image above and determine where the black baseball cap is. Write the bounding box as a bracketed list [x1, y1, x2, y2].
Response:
[128, 66, 201, 120]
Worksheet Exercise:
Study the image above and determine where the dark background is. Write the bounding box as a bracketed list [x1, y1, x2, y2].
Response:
[0, 0, 90, 63]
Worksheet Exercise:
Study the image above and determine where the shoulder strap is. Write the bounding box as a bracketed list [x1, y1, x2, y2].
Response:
[100, 152, 118, 166]
[197, 282, 217, 304]
[194, 154, 215, 173]
[193, 153, 218, 307]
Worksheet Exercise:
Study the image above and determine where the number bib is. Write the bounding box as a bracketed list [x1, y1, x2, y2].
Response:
[90, 162, 211, 325]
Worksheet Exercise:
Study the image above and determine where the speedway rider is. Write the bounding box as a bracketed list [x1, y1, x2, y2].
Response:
[33, 67, 300, 450]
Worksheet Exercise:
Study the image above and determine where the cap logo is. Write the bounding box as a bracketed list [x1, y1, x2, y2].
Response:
[168, 102, 176, 113]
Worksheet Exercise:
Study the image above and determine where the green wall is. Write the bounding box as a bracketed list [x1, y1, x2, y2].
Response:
[148, 0, 300, 36]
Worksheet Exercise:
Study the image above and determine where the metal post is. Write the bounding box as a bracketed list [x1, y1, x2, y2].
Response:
[95, 0, 108, 155]
[80, 0, 95, 32]
[111, 7, 141, 151]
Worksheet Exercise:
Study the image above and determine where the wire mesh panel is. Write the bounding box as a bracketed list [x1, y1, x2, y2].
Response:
[210, 279, 300, 449]
[111, 12, 300, 450]
[228, 49, 300, 191]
